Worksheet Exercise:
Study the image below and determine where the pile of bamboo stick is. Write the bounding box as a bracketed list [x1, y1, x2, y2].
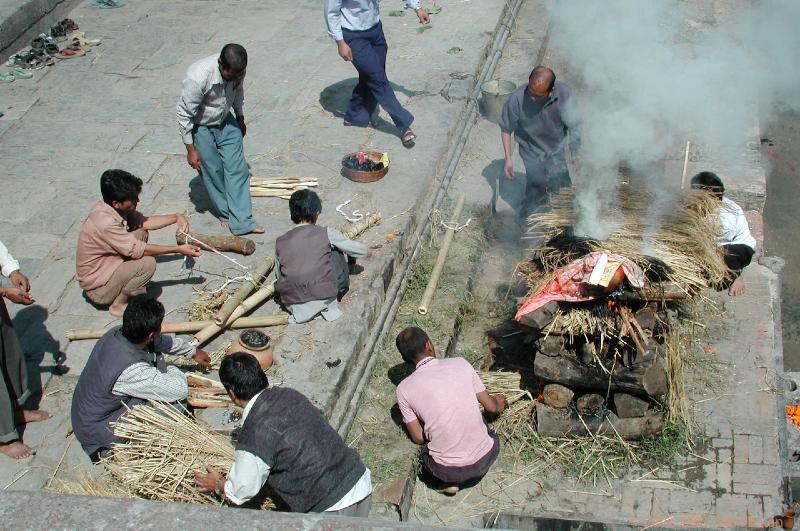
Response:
[250, 177, 318, 199]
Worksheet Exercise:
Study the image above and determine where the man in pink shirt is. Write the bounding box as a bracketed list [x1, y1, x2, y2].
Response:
[395, 327, 507, 494]
[76, 170, 202, 316]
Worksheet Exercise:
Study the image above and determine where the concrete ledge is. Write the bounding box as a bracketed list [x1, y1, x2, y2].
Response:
[0, 0, 80, 60]
[0, 490, 452, 530]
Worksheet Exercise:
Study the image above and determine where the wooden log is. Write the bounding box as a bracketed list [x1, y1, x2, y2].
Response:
[418, 194, 465, 315]
[186, 373, 224, 389]
[534, 350, 668, 397]
[535, 404, 664, 439]
[614, 282, 688, 302]
[614, 393, 650, 418]
[66, 315, 288, 341]
[536, 335, 565, 356]
[517, 300, 560, 331]
[213, 257, 274, 325]
[192, 281, 276, 346]
[187, 395, 232, 408]
[635, 306, 658, 331]
[176, 232, 255, 255]
[542, 384, 573, 408]
[576, 393, 605, 415]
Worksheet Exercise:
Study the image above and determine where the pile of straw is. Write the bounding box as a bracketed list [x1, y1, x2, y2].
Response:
[250, 177, 317, 199]
[526, 186, 727, 292]
[111, 402, 235, 505]
[477, 370, 532, 404]
[187, 289, 230, 322]
[545, 307, 621, 341]
[47, 470, 137, 499]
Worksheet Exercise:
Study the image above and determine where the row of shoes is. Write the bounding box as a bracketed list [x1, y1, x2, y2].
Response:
[3, 18, 101, 76]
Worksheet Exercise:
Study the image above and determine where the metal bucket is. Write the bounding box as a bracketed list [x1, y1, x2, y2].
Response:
[480, 79, 516, 122]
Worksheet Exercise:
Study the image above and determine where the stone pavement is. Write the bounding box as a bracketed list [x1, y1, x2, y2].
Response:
[0, 0, 510, 496]
[402, 0, 789, 528]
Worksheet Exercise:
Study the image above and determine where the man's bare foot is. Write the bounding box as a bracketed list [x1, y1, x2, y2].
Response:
[434, 484, 460, 495]
[109, 302, 127, 317]
[240, 226, 265, 235]
[23, 410, 52, 423]
[729, 276, 746, 296]
[220, 220, 229, 230]
[0, 440, 35, 459]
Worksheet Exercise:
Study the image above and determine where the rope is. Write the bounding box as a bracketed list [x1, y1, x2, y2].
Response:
[179, 231, 251, 274]
[439, 217, 472, 232]
[336, 199, 371, 223]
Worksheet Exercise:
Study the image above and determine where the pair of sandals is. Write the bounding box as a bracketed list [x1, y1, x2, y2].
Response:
[0, 69, 33, 82]
[49, 18, 79, 39]
[6, 49, 54, 69]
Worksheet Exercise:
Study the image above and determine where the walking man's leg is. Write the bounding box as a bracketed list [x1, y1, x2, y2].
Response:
[344, 34, 378, 127]
[194, 126, 231, 225]
[218, 115, 257, 235]
[348, 23, 413, 132]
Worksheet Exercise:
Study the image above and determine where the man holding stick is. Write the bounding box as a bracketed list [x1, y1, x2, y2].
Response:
[76, 169, 202, 317]
[71, 297, 210, 462]
[395, 327, 506, 494]
[195, 352, 373, 515]
[0, 241, 51, 459]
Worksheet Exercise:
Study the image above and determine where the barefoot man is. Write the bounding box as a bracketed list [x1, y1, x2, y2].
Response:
[76, 169, 202, 316]
[690, 171, 757, 296]
[1, 241, 51, 459]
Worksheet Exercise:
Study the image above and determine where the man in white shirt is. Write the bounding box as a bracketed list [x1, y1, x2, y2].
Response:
[71, 297, 210, 461]
[0, 241, 52, 459]
[324, 0, 430, 147]
[177, 44, 262, 236]
[194, 352, 372, 515]
[690, 171, 757, 296]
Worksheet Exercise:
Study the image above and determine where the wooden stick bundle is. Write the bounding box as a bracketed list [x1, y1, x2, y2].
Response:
[418, 193, 465, 315]
[250, 177, 318, 199]
[213, 257, 274, 325]
[66, 315, 288, 341]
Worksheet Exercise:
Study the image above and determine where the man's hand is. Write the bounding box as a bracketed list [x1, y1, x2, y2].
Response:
[178, 244, 202, 258]
[194, 464, 221, 493]
[337, 40, 353, 62]
[492, 394, 508, 414]
[1, 287, 34, 306]
[9, 271, 30, 292]
[504, 159, 515, 180]
[192, 349, 212, 369]
[186, 145, 202, 170]
[237, 116, 247, 138]
[415, 8, 431, 24]
[175, 214, 190, 235]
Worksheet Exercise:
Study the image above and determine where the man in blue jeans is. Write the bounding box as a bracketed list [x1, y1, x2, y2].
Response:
[325, 0, 430, 148]
[177, 44, 262, 235]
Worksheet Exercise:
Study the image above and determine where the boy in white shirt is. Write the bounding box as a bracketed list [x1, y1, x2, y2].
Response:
[691, 171, 757, 296]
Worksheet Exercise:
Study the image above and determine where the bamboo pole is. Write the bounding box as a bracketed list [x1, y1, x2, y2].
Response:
[66, 314, 288, 341]
[418, 193, 465, 315]
[192, 281, 277, 346]
[213, 257, 274, 325]
[341, 212, 382, 240]
[679, 140, 690, 190]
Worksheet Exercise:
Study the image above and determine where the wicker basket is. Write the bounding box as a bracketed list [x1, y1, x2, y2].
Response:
[341, 151, 389, 183]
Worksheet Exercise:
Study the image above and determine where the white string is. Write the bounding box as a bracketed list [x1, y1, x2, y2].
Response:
[439, 217, 472, 232]
[179, 231, 251, 275]
[336, 199, 371, 223]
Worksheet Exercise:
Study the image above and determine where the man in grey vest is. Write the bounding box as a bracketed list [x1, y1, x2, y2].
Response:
[71, 297, 210, 462]
[499, 66, 580, 220]
[195, 352, 372, 515]
[275, 189, 367, 323]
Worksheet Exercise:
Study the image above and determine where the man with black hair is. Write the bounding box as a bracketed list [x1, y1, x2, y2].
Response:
[395, 327, 507, 494]
[499, 66, 580, 219]
[76, 169, 201, 316]
[71, 297, 210, 461]
[690, 171, 757, 296]
[177, 43, 262, 236]
[274, 189, 367, 323]
[324, 0, 430, 148]
[194, 352, 372, 515]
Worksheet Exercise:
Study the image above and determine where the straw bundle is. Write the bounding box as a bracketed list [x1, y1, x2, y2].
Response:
[187, 290, 230, 322]
[250, 177, 318, 199]
[111, 402, 235, 505]
[47, 470, 137, 499]
[477, 370, 532, 404]
[545, 307, 621, 341]
[526, 186, 727, 292]
[341, 212, 382, 240]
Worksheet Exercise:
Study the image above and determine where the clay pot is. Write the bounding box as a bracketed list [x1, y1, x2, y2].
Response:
[228, 329, 273, 370]
[777, 509, 795, 530]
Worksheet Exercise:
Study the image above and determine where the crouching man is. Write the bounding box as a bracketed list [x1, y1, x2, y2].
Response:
[275, 190, 367, 323]
[395, 327, 507, 494]
[194, 352, 372, 515]
[71, 297, 210, 462]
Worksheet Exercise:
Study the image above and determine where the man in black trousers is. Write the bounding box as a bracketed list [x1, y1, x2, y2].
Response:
[325, 0, 430, 147]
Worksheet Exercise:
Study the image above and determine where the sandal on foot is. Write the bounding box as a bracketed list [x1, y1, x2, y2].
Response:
[9, 69, 33, 79]
[401, 129, 417, 148]
[0, 73, 15, 83]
